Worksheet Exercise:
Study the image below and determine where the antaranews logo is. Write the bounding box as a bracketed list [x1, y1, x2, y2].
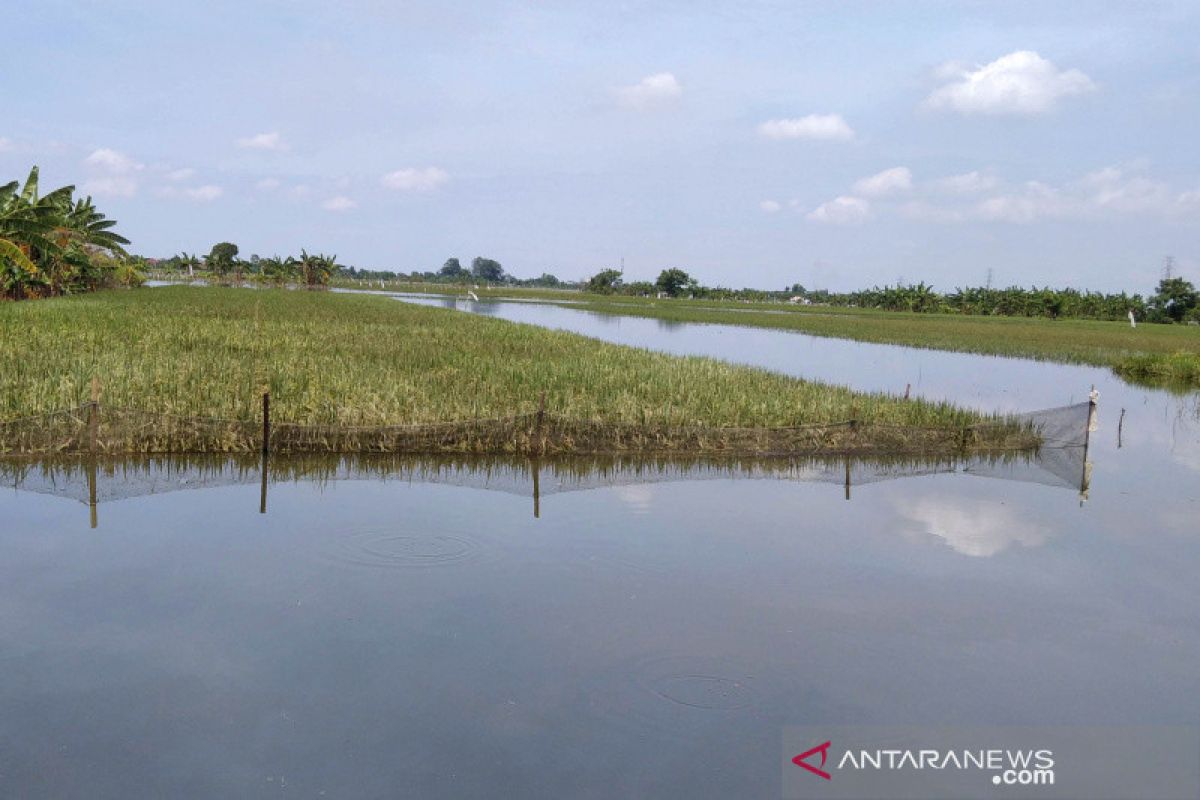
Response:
[791, 741, 832, 780]
[783, 726, 1200, 800]
[790, 739, 1053, 787]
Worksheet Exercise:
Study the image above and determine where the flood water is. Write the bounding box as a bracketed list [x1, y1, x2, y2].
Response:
[2, 294, 1198, 798]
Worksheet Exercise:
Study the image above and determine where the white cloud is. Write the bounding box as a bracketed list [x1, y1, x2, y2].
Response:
[932, 170, 998, 194]
[853, 166, 912, 197]
[322, 195, 357, 212]
[81, 176, 139, 198]
[255, 177, 282, 191]
[1178, 188, 1200, 211]
[758, 114, 854, 141]
[0, 137, 11, 152]
[924, 50, 1096, 115]
[236, 131, 286, 151]
[615, 72, 682, 109]
[156, 184, 225, 202]
[974, 181, 1066, 223]
[897, 201, 967, 224]
[806, 195, 870, 224]
[290, 184, 312, 199]
[165, 167, 196, 182]
[381, 166, 449, 192]
[1078, 166, 1173, 214]
[975, 168, 1179, 223]
[759, 199, 782, 213]
[84, 147, 143, 174]
[81, 148, 144, 197]
[184, 185, 223, 202]
[899, 164, 1196, 225]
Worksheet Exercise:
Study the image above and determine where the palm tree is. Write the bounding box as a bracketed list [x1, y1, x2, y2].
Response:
[0, 167, 67, 297]
[0, 166, 132, 298]
[62, 196, 130, 255]
[298, 250, 337, 288]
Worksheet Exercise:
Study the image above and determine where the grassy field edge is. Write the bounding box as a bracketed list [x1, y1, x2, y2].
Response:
[380, 282, 1200, 389]
[0, 287, 1036, 456]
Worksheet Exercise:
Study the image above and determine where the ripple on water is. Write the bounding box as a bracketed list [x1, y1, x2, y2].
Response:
[648, 673, 756, 711]
[327, 529, 483, 570]
[584, 653, 761, 743]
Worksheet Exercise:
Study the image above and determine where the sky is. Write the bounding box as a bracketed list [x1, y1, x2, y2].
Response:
[4, 0, 1199, 291]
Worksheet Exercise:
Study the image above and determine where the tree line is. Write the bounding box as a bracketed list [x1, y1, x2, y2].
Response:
[1, 166, 139, 300]
[341, 257, 564, 288]
[158, 244, 339, 288]
[582, 267, 1199, 324]
[785, 280, 1198, 323]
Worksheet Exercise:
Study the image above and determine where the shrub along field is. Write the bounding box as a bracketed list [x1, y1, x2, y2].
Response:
[0, 287, 1031, 454]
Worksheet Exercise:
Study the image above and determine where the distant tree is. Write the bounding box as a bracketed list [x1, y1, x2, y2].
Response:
[470, 256, 505, 282]
[259, 255, 295, 284]
[298, 249, 336, 288]
[1149, 276, 1198, 323]
[174, 252, 201, 276]
[206, 242, 239, 276]
[585, 268, 623, 294]
[655, 268, 695, 298]
[439, 257, 465, 278]
[534, 273, 561, 287]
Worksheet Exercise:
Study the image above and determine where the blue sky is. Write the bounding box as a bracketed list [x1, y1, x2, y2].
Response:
[4, 0, 1199, 291]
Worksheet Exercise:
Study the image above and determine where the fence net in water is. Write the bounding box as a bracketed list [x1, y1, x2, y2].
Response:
[0, 409, 1094, 514]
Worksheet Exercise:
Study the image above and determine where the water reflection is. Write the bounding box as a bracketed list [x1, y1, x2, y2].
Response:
[2, 445, 1094, 531]
[896, 495, 1054, 557]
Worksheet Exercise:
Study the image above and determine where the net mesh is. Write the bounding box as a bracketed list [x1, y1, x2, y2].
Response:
[1, 442, 1090, 511]
[0, 400, 1091, 458]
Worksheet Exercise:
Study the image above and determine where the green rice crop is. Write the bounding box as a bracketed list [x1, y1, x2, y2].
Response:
[0, 286, 992, 434]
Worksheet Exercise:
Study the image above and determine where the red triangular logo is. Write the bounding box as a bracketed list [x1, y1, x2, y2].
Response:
[792, 740, 832, 780]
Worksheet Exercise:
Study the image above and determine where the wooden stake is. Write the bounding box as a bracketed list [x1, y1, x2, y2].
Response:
[535, 391, 547, 454]
[1084, 385, 1098, 448]
[261, 390, 271, 456]
[531, 458, 541, 519]
[88, 457, 98, 529]
[259, 449, 269, 514]
[87, 376, 101, 454]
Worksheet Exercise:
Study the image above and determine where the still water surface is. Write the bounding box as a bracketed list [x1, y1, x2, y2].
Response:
[1, 295, 1197, 798]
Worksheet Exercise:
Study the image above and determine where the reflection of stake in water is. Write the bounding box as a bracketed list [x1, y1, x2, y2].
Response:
[1, 436, 1095, 532]
[1078, 387, 1098, 505]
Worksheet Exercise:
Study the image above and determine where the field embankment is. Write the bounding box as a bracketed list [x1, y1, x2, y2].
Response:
[0, 287, 1032, 455]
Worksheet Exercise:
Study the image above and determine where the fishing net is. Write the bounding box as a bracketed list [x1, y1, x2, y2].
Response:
[0, 402, 1058, 457]
[963, 401, 1094, 491]
[0, 437, 1091, 515]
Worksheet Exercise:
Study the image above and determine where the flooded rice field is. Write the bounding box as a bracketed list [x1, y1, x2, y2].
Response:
[2, 296, 1197, 797]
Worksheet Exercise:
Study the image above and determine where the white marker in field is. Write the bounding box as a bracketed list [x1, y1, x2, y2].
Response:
[1128, 309, 1137, 328]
